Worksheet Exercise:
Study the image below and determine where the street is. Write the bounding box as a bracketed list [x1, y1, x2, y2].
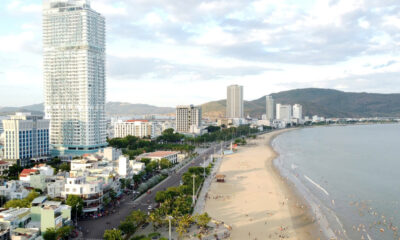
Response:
[79, 143, 224, 239]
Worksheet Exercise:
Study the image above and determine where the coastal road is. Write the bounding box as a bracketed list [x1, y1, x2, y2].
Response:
[79, 143, 225, 239]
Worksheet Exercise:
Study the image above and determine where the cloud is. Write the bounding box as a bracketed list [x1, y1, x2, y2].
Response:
[1, 0, 400, 107]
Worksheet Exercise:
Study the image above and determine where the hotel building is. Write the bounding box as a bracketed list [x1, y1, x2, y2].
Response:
[43, 0, 107, 156]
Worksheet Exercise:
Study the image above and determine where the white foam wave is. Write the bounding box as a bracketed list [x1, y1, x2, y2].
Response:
[304, 175, 330, 196]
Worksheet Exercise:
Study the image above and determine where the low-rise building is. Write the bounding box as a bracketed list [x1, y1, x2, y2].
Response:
[46, 177, 65, 199]
[32, 164, 54, 176]
[0, 208, 31, 230]
[70, 159, 98, 171]
[117, 156, 132, 179]
[130, 161, 145, 175]
[62, 176, 104, 214]
[19, 169, 39, 183]
[10, 228, 39, 240]
[136, 151, 179, 164]
[29, 197, 71, 232]
[0, 162, 9, 176]
[0, 181, 29, 200]
[0, 222, 10, 240]
[103, 147, 122, 161]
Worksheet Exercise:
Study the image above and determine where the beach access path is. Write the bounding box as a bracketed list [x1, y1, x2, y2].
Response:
[204, 130, 323, 240]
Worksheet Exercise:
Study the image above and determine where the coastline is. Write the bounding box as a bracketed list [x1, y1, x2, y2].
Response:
[204, 129, 324, 240]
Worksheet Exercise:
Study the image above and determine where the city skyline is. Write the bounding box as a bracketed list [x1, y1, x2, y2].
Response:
[1, 0, 400, 107]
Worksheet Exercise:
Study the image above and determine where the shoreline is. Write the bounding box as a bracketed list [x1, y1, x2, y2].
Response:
[204, 129, 324, 240]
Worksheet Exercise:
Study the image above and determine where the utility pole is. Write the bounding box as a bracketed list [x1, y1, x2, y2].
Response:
[192, 174, 196, 205]
[167, 215, 173, 240]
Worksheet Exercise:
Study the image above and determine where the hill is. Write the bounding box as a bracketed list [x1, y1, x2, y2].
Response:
[0, 102, 175, 116]
[201, 88, 400, 118]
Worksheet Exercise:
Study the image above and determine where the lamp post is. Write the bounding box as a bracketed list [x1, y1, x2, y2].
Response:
[192, 174, 196, 206]
[167, 215, 173, 240]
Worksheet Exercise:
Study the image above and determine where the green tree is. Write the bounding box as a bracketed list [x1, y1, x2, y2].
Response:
[56, 226, 72, 240]
[103, 229, 123, 240]
[127, 210, 147, 226]
[145, 161, 158, 173]
[159, 158, 171, 169]
[176, 215, 192, 239]
[109, 189, 117, 201]
[118, 220, 136, 237]
[194, 213, 211, 229]
[59, 163, 70, 172]
[66, 195, 83, 218]
[140, 158, 151, 166]
[7, 164, 23, 180]
[43, 228, 57, 240]
[4, 190, 38, 208]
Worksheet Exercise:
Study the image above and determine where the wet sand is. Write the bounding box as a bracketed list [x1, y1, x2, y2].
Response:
[204, 130, 324, 240]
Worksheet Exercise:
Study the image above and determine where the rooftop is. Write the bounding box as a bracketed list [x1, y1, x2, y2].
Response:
[20, 169, 39, 177]
[145, 151, 179, 158]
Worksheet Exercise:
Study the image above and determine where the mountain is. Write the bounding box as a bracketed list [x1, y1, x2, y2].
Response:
[0, 103, 44, 116]
[201, 88, 400, 118]
[105, 102, 174, 116]
[0, 102, 174, 116]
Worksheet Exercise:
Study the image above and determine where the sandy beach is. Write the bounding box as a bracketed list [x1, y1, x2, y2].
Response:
[204, 130, 323, 240]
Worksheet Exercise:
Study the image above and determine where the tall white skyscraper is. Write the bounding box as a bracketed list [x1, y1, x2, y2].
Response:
[265, 95, 275, 120]
[176, 105, 202, 133]
[43, 0, 106, 155]
[276, 104, 292, 122]
[226, 85, 244, 118]
[293, 104, 303, 120]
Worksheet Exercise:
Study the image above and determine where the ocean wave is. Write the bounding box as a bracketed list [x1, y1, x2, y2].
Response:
[304, 175, 330, 196]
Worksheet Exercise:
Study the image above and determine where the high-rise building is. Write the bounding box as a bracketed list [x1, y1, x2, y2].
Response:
[293, 104, 303, 120]
[226, 85, 244, 118]
[43, 0, 106, 156]
[113, 120, 155, 139]
[176, 105, 202, 133]
[2, 113, 50, 166]
[265, 95, 275, 120]
[276, 104, 292, 122]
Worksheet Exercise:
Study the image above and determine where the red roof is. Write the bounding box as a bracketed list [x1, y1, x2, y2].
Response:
[146, 151, 179, 158]
[126, 120, 149, 123]
[20, 169, 39, 177]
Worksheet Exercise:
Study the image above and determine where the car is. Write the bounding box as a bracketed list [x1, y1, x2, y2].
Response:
[147, 205, 153, 210]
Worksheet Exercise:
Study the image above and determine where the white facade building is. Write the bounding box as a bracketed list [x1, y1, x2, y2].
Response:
[62, 176, 104, 213]
[46, 178, 65, 198]
[0, 181, 29, 200]
[226, 85, 244, 119]
[2, 113, 50, 166]
[103, 147, 122, 161]
[136, 151, 179, 164]
[276, 104, 292, 122]
[117, 155, 132, 179]
[176, 105, 202, 133]
[265, 95, 275, 121]
[293, 104, 303, 120]
[114, 120, 155, 139]
[43, 0, 107, 156]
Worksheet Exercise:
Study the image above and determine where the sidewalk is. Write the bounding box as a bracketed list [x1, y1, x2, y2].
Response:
[193, 154, 224, 215]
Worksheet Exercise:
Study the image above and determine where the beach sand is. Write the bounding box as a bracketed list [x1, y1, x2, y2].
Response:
[204, 130, 323, 240]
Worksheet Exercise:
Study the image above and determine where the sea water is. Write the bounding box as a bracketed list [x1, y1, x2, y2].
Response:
[273, 124, 400, 240]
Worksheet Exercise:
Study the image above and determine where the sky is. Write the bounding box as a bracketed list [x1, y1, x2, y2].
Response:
[0, 0, 400, 107]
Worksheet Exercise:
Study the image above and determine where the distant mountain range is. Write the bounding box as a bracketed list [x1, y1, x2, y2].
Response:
[2, 88, 400, 118]
[201, 88, 400, 118]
